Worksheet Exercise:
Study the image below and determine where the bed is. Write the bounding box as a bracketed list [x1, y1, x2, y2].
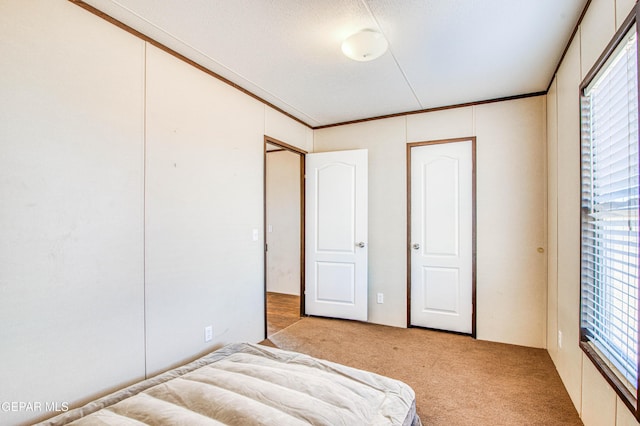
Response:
[37, 343, 421, 425]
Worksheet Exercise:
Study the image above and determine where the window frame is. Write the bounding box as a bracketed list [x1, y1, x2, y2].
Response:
[579, 4, 640, 420]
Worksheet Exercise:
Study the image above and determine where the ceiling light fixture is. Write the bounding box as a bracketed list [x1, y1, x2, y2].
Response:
[341, 29, 388, 62]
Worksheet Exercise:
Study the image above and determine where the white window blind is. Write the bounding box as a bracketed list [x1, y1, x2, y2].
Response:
[580, 28, 639, 389]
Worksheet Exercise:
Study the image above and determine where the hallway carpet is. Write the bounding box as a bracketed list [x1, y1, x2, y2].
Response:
[262, 317, 582, 426]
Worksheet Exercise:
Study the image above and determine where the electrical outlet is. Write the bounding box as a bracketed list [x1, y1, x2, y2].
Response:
[558, 330, 563, 349]
[377, 293, 384, 304]
[204, 325, 213, 342]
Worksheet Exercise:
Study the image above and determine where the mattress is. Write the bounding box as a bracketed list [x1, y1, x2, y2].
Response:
[38, 343, 421, 425]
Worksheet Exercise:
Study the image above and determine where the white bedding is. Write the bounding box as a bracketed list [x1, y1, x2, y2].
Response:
[38, 343, 421, 425]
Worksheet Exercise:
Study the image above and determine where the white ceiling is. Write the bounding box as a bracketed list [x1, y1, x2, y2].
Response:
[82, 0, 588, 128]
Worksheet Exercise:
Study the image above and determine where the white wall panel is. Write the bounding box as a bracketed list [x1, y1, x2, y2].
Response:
[474, 97, 547, 348]
[616, 0, 637, 29]
[580, 0, 616, 79]
[145, 44, 265, 374]
[0, 1, 145, 424]
[314, 118, 407, 327]
[265, 106, 313, 152]
[616, 397, 640, 426]
[581, 355, 617, 426]
[547, 79, 559, 360]
[406, 107, 474, 142]
[555, 35, 584, 412]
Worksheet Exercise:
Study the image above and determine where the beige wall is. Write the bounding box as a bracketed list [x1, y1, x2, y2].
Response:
[266, 107, 314, 153]
[0, 2, 146, 425]
[144, 44, 267, 374]
[0, 1, 309, 424]
[314, 96, 548, 347]
[266, 150, 302, 295]
[547, 0, 639, 424]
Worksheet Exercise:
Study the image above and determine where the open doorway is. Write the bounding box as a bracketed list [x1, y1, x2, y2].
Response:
[264, 136, 305, 338]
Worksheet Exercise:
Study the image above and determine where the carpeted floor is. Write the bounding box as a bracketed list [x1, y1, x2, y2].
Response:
[261, 317, 582, 426]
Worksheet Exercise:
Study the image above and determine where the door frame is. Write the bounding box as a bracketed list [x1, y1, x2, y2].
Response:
[263, 135, 306, 338]
[406, 137, 477, 337]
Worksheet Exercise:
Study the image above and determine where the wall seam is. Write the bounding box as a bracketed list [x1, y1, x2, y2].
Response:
[542, 94, 548, 350]
[142, 41, 148, 379]
[547, 79, 560, 359]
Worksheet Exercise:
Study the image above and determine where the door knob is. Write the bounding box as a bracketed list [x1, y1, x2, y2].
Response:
[356, 242, 366, 248]
[412, 243, 420, 250]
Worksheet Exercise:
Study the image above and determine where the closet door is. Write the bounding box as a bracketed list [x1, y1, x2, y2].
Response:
[409, 139, 474, 334]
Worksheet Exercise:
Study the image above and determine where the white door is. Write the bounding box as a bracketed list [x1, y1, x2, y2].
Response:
[305, 149, 368, 321]
[410, 140, 473, 333]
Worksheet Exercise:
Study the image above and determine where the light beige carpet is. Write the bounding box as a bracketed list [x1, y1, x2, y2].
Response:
[262, 317, 582, 426]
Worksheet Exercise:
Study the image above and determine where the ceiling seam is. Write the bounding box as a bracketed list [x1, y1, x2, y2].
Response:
[360, 0, 424, 110]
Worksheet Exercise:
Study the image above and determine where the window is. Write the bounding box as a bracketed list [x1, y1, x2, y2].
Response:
[580, 11, 640, 418]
